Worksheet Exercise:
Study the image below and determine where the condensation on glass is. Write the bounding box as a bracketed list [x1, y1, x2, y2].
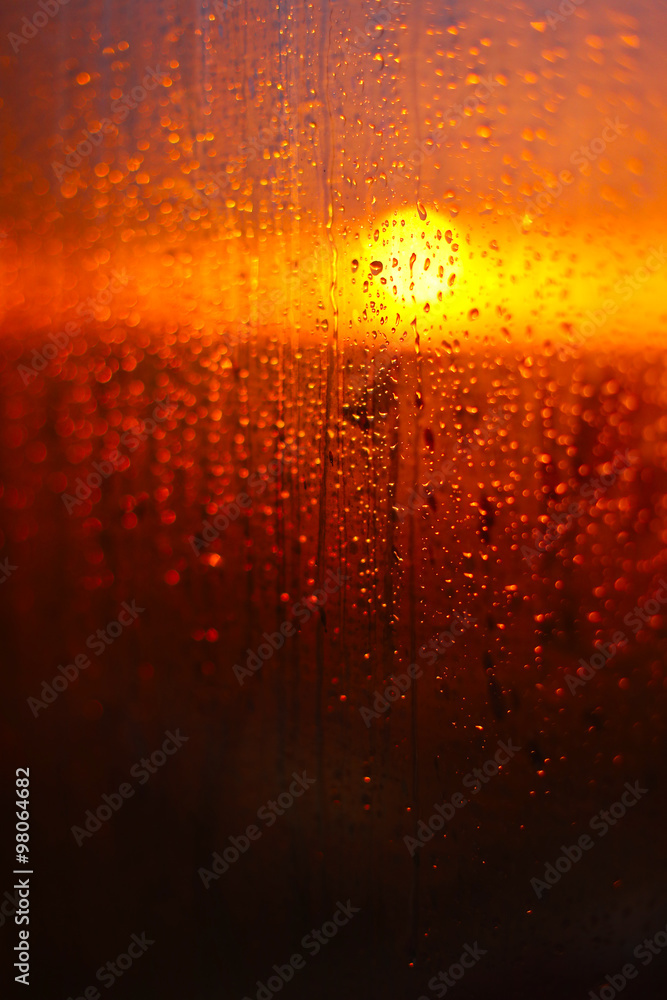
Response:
[0, 0, 665, 995]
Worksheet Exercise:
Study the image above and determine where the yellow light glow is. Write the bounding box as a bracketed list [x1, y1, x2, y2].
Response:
[3, 205, 664, 354]
[344, 206, 464, 314]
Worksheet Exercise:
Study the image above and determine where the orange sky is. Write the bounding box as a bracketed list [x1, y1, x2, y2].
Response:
[0, 0, 665, 346]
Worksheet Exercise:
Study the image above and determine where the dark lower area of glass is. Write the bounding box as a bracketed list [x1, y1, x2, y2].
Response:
[2, 330, 666, 999]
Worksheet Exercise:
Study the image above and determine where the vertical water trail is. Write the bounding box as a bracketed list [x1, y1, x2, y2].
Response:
[313, 0, 338, 895]
[407, 4, 425, 960]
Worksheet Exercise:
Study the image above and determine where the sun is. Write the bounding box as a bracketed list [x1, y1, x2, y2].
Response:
[337, 205, 465, 342]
